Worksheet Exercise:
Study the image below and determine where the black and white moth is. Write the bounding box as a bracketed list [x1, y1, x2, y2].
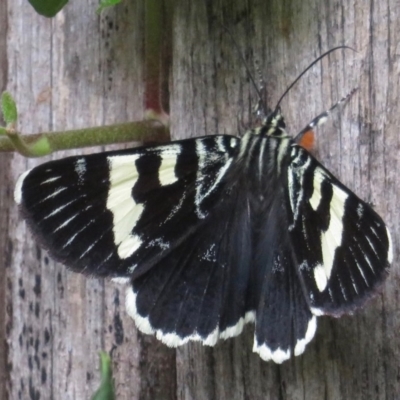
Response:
[14, 97, 392, 364]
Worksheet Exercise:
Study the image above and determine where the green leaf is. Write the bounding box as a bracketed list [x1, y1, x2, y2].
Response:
[91, 352, 115, 400]
[1, 92, 18, 126]
[0, 127, 7, 135]
[28, 0, 69, 18]
[97, 0, 122, 13]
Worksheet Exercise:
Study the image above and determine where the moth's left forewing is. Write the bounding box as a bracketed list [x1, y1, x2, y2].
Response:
[15, 143, 201, 277]
[16, 135, 258, 348]
[286, 145, 392, 316]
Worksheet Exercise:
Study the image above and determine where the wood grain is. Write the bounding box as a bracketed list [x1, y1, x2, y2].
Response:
[2, 0, 399, 399]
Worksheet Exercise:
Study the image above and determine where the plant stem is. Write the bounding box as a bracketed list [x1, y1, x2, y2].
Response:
[0, 120, 169, 157]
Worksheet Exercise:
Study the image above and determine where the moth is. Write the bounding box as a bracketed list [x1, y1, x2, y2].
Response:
[14, 63, 392, 364]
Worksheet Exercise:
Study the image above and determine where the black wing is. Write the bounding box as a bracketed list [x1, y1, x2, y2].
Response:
[16, 135, 260, 345]
[126, 177, 255, 346]
[246, 137, 391, 363]
[286, 145, 392, 316]
[15, 136, 240, 278]
[252, 189, 317, 363]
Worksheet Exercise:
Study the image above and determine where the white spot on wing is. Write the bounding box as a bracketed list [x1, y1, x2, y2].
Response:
[219, 311, 255, 340]
[126, 288, 256, 349]
[205, 159, 232, 196]
[14, 170, 32, 204]
[53, 213, 79, 232]
[107, 155, 144, 259]
[299, 260, 310, 271]
[309, 173, 322, 211]
[195, 140, 207, 219]
[61, 217, 96, 248]
[245, 311, 256, 323]
[75, 158, 86, 183]
[41, 187, 68, 202]
[158, 145, 181, 186]
[313, 183, 347, 292]
[202, 327, 220, 346]
[126, 287, 154, 335]
[349, 269, 359, 294]
[313, 264, 328, 292]
[126, 286, 221, 347]
[97, 251, 113, 268]
[43, 196, 82, 220]
[156, 332, 189, 347]
[201, 244, 216, 262]
[195, 139, 233, 219]
[310, 307, 324, 316]
[366, 236, 379, 258]
[288, 153, 311, 227]
[294, 316, 317, 356]
[117, 234, 142, 259]
[63, 232, 80, 248]
[337, 274, 348, 301]
[127, 264, 137, 274]
[164, 191, 186, 223]
[158, 326, 221, 347]
[43, 203, 70, 219]
[147, 238, 170, 250]
[216, 136, 225, 152]
[41, 176, 61, 185]
[354, 255, 368, 286]
[370, 225, 380, 239]
[253, 339, 291, 364]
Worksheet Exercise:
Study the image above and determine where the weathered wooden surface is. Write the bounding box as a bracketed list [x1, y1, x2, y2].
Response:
[2, 0, 400, 399]
[0, 3, 10, 400]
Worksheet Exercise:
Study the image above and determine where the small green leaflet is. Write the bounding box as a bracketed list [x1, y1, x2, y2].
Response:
[97, 0, 123, 13]
[28, 0, 69, 17]
[1, 92, 18, 126]
[91, 352, 115, 400]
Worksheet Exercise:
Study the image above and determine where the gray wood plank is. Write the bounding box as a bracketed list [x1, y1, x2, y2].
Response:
[3, 0, 399, 399]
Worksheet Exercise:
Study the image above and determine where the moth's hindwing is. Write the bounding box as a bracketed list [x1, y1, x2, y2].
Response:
[251, 190, 318, 362]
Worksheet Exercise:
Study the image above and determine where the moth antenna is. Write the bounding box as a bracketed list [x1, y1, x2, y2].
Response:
[221, 25, 267, 115]
[254, 59, 269, 118]
[275, 46, 357, 111]
[255, 59, 264, 91]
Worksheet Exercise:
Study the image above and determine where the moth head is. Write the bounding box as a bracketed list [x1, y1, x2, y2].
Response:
[258, 107, 289, 139]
